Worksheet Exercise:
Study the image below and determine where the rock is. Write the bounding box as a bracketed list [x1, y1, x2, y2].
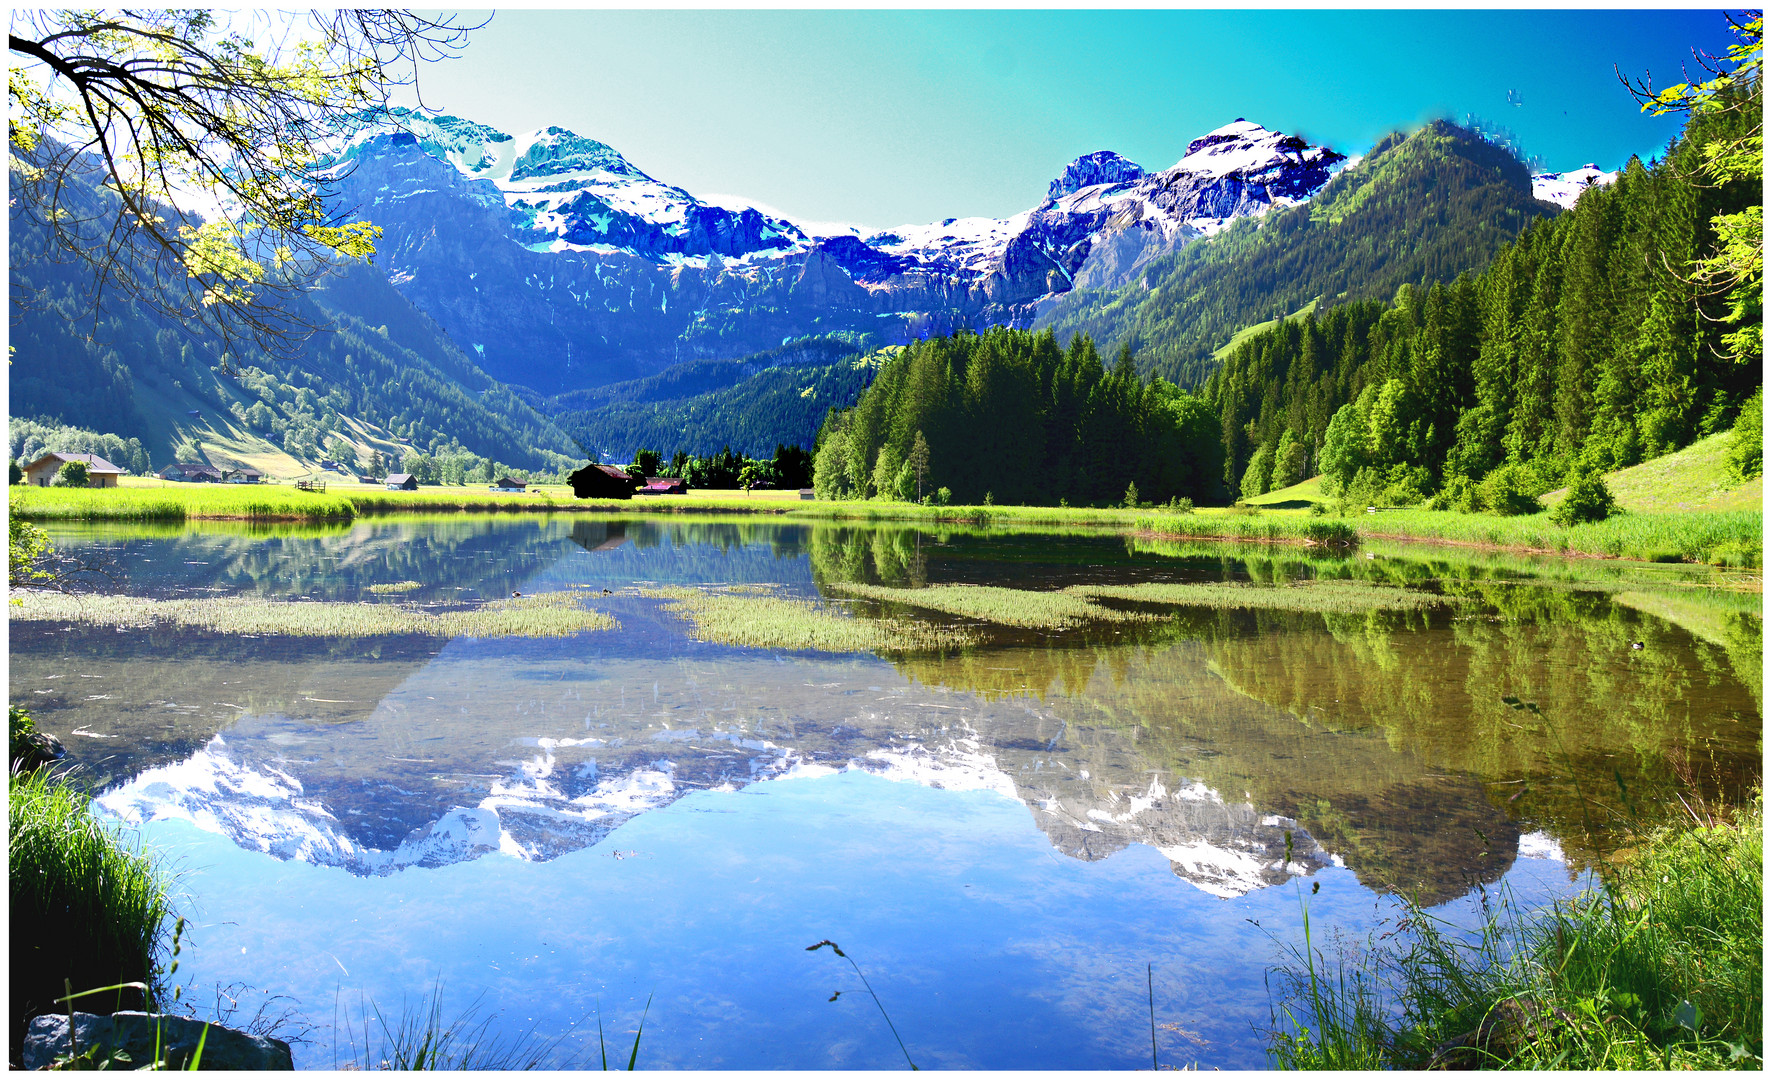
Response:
[13, 730, 66, 771]
[23, 1011, 293, 1070]
[1426, 997, 1566, 1069]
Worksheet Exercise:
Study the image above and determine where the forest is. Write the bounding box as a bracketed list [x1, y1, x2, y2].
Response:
[1209, 65, 1761, 507]
[813, 328, 1225, 507]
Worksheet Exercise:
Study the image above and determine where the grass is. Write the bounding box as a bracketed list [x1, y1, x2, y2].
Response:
[830, 582, 1160, 629]
[1542, 432, 1762, 515]
[9, 588, 620, 639]
[9, 766, 174, 1048]
[13, 479, 1759, 566]
[1269, 796, 1763, 1070]
[640, 585, 976, 653]
[334, 983, 581, 1071]
[1066, 579, 1457, 614]
[366, 580, 424, 594]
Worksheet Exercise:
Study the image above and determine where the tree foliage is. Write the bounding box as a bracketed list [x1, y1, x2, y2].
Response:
[814, 328, 1226, 506]
[9, 9, 479, 356]
[1206, 52, 1760, 508]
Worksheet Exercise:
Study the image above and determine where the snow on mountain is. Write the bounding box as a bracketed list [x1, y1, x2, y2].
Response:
[1532, 163, 1617, 209]
[1048, 150, 1147, 200]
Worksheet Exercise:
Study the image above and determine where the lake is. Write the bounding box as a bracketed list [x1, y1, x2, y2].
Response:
[10, 515, 1761, 1069]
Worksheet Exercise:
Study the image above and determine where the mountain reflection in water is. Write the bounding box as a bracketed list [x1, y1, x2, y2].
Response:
[15, 518, 1755, 911]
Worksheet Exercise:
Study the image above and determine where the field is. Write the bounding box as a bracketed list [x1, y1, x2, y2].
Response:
[14, 469, 1761, 568]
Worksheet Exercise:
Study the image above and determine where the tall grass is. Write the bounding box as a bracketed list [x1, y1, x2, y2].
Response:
[1269, 796, 1763, 1070]
[1358, 507, 1762, 566]
[9, 768, 174, 1049]
[334, 984, 579, 1070]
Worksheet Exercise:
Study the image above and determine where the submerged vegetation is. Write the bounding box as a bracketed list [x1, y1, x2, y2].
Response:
[8, 588, 619, 639]
[830, 582, 1159, 629]
[639, 585, 976, 653]
[1068, 578, 1455, 614]
[1269, 797, 1763, 1070]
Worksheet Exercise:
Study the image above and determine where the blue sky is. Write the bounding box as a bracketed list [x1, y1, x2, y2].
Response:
[407, 9, 1741, 230]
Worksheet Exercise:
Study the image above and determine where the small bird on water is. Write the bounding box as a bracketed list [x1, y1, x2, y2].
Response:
[1630, 641, 1644, 650]
[513, 590, 522, 598]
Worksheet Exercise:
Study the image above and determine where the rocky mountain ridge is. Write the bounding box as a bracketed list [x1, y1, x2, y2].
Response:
[323, 110, 1351, 393]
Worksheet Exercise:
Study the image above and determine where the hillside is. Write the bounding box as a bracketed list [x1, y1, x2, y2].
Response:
[550, 341, 888, 461]
[8, 166, 584, 478]
[1542, 433, 1762, 514]
[1034, 121, 1559, 387]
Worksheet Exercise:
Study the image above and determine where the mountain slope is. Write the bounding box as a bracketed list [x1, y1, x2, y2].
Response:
[9, 167, 583, 476]
[321, 110, 1346, 394]
[1033, 121, 1561, 386]
[550, 340, 887, 461]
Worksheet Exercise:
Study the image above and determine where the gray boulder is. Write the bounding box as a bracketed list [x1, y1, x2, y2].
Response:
[23, 1011, 293, 1070]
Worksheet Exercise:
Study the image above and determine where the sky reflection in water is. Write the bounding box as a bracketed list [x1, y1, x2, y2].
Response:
[11, 517, 1758, 1069]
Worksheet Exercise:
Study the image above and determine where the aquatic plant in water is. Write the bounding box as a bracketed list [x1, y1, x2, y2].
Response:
[640, 585, 975, 653]
[8, 588, 619, 639]
[830, 582, 1159, 629]
[1068, 579, 1456, 614]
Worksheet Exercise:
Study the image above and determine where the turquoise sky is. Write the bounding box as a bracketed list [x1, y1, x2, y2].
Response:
[409, 9, 1740, 229]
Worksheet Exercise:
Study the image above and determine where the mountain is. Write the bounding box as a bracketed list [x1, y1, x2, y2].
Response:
[1032, 120, 1562, 387]
[8, 161, 584, 477]
[1530, 163, 1620, 209]
[547, 336, 886, 462]
[321, 110, 1346, 395]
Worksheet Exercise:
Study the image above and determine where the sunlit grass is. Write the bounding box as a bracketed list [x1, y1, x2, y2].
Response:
[1067, 579, 1456, 614]
[366, 580, 424, 595]
[1269, 797, 1763, 1070]
[830, 582, 1160, 629]
[10, 767, 173, 1034]
[640, 585, 975, 653]
[9, 589, 618, 639]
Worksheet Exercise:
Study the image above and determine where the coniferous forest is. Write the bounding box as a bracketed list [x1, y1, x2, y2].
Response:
[1208, 72, 1760, 506]
[813, 328, 1225, 506]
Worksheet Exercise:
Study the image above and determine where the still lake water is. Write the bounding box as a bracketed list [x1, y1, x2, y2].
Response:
[11, 516, 1761, 1069]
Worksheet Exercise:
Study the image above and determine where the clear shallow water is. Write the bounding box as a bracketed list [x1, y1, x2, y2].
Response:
[11, 517, 1761, 1069]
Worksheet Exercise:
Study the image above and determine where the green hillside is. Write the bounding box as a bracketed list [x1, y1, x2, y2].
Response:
[8, 167, 582, 478]
[1036, 120, 1558, 387]
[1543, 432, 1762, 514]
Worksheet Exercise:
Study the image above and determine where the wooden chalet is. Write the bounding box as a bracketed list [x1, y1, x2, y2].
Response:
[636, 478, 687, 495]
[490, 476, 527, 492]
[568, 463, 641, 500]
[155, 461, 223, 483]
[384, 473, 419, 490]
[23, 452, 124, 487]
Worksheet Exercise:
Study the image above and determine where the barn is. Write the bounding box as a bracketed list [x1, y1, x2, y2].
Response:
[384, 473, 419, 490]
[568, 463, 641, 500]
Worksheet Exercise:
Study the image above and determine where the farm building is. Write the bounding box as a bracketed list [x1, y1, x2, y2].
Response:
[490, 476, 527, 492]
[156, 462, 223, 483]
[384, 473, 419, 490]
[636, 479, 687, 495]
[568, 463, 640, 500]
[222, 467, 262, 484]
[23, 452, 124, 487]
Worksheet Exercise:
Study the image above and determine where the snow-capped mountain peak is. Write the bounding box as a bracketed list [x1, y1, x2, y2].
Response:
[1048, 151, 1147, 201]
[1532, 163, 1617, 209]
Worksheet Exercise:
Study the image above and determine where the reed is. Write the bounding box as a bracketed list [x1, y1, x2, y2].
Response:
[640, 585, 974, 653]
[366, 580, 424, 595]
[9, 589, 619, 639]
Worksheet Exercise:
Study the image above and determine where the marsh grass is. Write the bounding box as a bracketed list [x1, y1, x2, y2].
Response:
[334, 983, 577, 1070]
[1068, 579, 1456, 615]
[1269, 797, 1763, 1070]
[366, 580, 424, 595]
[830, 582, 1160, 629]
[9, 768, 173, 1046]
[1358, 507, 1761, 566]
[640, 585, 975, 653]
[9, 588, 619, 639]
